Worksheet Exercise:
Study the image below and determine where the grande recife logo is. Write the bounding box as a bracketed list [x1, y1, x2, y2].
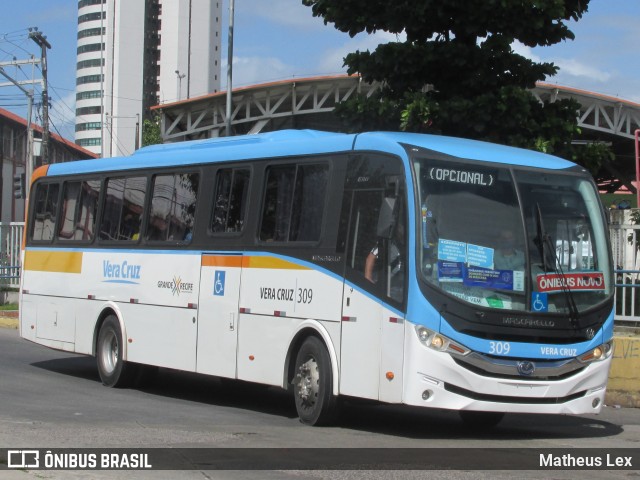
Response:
[536, 272, 605, 293]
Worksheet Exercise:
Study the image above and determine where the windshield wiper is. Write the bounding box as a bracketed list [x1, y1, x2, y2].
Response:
[534, 203, 580, 328]
[534, 203, 552, 271]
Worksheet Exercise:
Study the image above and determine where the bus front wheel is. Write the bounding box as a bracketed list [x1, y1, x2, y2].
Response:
[293, 336, 339, 426]
[96, 315, 136, 388]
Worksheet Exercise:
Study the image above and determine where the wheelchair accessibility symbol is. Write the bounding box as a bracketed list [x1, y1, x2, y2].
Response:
[213, 270, 226, 296]
[531, 292, 548, 312]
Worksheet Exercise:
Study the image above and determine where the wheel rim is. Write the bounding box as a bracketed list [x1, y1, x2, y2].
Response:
[296, 356, 320, 409]
[100, 329, 118, 375]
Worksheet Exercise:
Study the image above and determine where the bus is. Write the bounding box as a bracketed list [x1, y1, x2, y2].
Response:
[19, 130, 614, 427]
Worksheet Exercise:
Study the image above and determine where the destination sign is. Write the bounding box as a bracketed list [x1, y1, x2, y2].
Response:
[429, 167, 494, 187]
[536, 272, 605, 293]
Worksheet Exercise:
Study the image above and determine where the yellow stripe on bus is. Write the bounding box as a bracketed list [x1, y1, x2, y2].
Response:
[243, 256, 310, 270]
[24, 250, 83, 274]
[201, 255, 309, 270]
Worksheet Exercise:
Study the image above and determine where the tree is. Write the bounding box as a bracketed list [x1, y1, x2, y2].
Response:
[142, 116, 162, 147]
[303, 0, 608, 170]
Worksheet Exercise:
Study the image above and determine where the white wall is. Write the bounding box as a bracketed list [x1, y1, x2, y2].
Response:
[104, 0, 146, 157]
[158, 0, 221, 103]
[78, 0, 222, 157]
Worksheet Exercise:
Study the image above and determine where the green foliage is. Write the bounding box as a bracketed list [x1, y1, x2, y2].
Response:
[142, 116, 162, 147]
[569, 141, 615, 174]
[302, 0, 588, 45]
[302, 0, 604, 169]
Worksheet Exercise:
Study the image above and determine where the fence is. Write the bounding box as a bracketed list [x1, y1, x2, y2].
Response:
[609, 209, 640, 324]
[0, 222, 23, 289]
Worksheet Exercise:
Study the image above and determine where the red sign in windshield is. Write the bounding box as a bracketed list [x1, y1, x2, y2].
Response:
[536, 272, 605, 293]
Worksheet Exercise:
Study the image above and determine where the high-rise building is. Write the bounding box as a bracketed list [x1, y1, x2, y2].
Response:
[75, 0, 221, 157]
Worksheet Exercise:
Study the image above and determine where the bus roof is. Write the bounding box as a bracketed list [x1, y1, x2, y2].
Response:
[46, 129, 576, 176]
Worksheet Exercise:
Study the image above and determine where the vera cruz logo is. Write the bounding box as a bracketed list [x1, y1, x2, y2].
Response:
[102, 260, 141, 284]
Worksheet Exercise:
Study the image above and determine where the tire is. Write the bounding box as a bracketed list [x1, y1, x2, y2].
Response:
[459, 411, 505, 429]
[293, 336, 339, 426]
[96, 315, 137, 388]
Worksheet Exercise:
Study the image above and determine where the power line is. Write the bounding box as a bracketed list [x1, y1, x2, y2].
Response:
[1, 36, 35, 60]
[104, 120, 131, 157]
[48, 115, 84, 160]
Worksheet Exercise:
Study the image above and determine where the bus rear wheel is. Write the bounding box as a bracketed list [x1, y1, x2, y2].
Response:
[96, 315, 136, 388]
[293, 336, 339, 426]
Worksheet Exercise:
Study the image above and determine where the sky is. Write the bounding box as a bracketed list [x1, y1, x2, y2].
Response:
[0, 0, 639, 142]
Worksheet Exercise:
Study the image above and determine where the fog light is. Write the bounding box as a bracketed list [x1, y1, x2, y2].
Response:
[422, 390, 432, 401]
[417, 327, 430, 343]
[592, 398, 601, 408]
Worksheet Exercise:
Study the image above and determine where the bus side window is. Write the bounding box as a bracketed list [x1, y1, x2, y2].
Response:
[58, 180, 100, 242]
[259, 163, 328, 242]
[340, 155, 407, 307]
[344, 190, 383, 275]
[148, 172, 199, 242]
[343, 188, 406, 305]
[211, 168, 250, 233]
[100, 176, 147, 241]
[31, 182, 60, 242]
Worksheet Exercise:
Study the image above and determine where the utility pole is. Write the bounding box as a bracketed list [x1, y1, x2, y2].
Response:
[225, 0, 235, 137]
[29, 29, 52, 164]
[0, 57, 41, 207]
[135, 113, 140, 151]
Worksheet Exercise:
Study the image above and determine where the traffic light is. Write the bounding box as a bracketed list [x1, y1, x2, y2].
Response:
[13, 173, 25, 199]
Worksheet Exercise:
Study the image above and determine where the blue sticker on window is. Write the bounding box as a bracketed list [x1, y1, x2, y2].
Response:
[464, 266, 514, 290]
[438, 261, 464, 282]
[438, 239, 467, 262]
[466, 244, 494, 269]
[531, 292, 548, 312]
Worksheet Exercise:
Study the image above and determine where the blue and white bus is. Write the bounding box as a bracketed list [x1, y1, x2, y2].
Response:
[19, 130, 614, 426]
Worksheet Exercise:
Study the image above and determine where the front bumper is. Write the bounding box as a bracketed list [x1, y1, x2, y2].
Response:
[403, 324, 611, 415]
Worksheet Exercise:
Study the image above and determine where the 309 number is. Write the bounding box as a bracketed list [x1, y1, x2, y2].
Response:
[297, 288, 313, 304]
[489, 341, 511, 355]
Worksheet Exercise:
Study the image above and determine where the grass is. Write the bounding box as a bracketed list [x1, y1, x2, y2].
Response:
[0, 303, 18, 311]
[600, 193, 636, 209]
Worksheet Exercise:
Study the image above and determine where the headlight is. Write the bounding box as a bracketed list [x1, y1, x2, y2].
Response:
[414, 325, 470, 356]
[578, 340, 613, 364]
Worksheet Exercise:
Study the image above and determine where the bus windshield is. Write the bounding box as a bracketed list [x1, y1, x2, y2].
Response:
[414, 156, 612, 315]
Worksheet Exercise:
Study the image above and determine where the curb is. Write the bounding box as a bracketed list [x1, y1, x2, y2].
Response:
[0, 316, 18, 329]
[606, 335, 640, 408]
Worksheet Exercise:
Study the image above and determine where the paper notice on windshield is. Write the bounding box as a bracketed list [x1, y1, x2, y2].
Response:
[442, 283, 512, 309]
[438, 239, 467, 262]
[464, 267, 524, 291]
[438, 261, 464, 282]
[466, 244, 494, 269]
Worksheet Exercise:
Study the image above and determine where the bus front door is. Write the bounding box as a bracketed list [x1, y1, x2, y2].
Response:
[339, 181, 406, 404]
[196, 254, 243, 378]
